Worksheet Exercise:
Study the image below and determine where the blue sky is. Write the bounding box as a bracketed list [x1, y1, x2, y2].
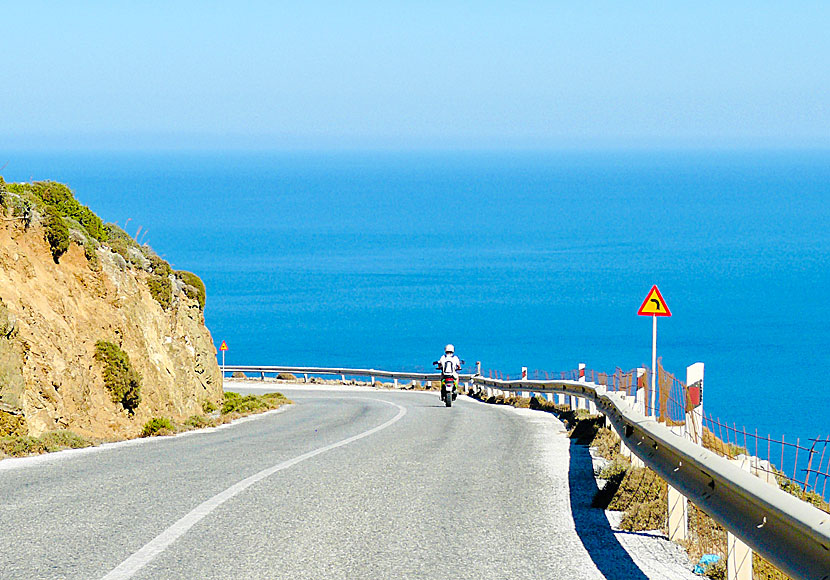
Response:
[2, 1, 828, 150]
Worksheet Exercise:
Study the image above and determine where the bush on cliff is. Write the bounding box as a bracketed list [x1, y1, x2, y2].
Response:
[94, 341, 142, 413]
[175, 270, 206, 309]
[43, 205, 70, 263]
[104, 223, 140, 266]
[6, 181, 106, 242]
[147, 274, 172, 309]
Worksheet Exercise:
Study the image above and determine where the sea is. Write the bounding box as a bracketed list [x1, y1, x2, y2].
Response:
[2, 149, 828, 451]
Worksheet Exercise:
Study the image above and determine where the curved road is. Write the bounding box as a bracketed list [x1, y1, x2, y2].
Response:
[0, 385, 693, 579]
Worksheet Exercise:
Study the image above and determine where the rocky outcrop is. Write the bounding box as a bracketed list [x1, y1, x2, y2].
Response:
[0, 201, 222, 439]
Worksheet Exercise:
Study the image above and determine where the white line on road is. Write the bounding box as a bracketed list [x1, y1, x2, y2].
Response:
[100, 398, 407, 580]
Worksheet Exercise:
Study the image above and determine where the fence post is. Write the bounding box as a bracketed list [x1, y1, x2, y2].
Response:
[686, 362, 705, 445]
[728, 457, 754, 580]
[580, 362, 598, 414]
[667, 425, 689, 542]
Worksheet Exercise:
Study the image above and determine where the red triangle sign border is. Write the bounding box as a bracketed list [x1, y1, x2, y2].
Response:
[638, 285, 672, 317]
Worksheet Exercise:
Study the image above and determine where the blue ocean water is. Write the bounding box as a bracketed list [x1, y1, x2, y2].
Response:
[2, 150, 828, 446]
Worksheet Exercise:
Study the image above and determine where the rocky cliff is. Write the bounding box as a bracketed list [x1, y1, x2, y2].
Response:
[0, 179, 223, 439]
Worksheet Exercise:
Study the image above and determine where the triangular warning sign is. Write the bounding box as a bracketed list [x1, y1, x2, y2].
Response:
[219, 340, 229, 351]
[638, 285, 671, 317]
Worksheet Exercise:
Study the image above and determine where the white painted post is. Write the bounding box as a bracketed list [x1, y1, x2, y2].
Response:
[728, 457, 753, 580]
[635, 368, 647, 417]
[303, 373, 308, 383]
[341, 374, 346, 383]
[685, 362, 705, 445]
[576, 363, 586, 411]
[580, 363, 598, 414]
[476, 361, 481, 376]
[629, 368, 647, 468]
[620, 429, 632, 458]
[394, 378, 398, 388]
[667, 425, 689, 542]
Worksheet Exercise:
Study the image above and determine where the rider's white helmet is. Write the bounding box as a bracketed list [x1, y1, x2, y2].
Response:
[445, 344, 454, 354]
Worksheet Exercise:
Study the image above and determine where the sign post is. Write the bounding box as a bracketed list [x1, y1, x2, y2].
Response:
[219, 340, 228, 379]
[637, 285, 671, 417]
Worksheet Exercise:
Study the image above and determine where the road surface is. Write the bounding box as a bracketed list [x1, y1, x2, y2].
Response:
[0, 384, 696, 579]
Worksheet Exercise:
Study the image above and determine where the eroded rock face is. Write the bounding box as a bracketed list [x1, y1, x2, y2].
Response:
[0, 220, 222, 439]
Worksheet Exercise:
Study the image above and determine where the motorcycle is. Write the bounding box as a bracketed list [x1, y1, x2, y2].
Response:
[433, 359, 464, 407]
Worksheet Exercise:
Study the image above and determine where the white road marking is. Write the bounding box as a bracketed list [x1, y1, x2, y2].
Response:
[100, 398, 407, 580]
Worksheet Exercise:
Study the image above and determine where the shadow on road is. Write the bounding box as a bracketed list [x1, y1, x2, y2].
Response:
[568, 440, 649, 580]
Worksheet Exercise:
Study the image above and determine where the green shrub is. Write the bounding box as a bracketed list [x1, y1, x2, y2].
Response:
[202, 400, 218, 414]
[221, 391, 289, 415]
[0, 411, 27, 437]
[147, 274, 172, 309]
[104, 223, 140, 266]
[40, 430, 94, 451]
[184, 415, 212, 429]
[141, 417, 174, 437]
[149, 254, 172, 277]
[94, 341, 142, 413]
[0, 430, 93, 457]
[175, 271, 206, 309]
[6, 181, 107, 241]
[222, 393, 265, 414]
[43, 205, 70, 263]
[0, 435, 47, 456]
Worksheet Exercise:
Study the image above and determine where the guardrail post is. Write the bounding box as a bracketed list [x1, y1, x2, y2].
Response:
[370, 376, 375, 386]
[476, 361, 481, 376]
[260, 371, 265, 381]
[635, 368, 647, 417]
[667, 425, 689, 542]
[685, 363, 704, 445]
[727, 457, 753, 580]
[580, 363, 598, 414]
[303, 373, 308, 383]
[341, 374, 346, 384]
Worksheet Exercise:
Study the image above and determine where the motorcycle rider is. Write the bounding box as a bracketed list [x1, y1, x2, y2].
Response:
[437, 344, 461, 401]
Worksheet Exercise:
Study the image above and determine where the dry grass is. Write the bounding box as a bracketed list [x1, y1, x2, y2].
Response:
[0, 430, 95, 457]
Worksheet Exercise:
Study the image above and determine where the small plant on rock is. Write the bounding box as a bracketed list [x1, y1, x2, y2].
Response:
[147, 274, 172, 309]
[141, 417, 174, 437]
[94, 341, 142, 414]
[43, 205, 70, 263]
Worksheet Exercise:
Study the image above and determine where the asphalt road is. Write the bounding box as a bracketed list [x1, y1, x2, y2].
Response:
[0, 385, 675, 580]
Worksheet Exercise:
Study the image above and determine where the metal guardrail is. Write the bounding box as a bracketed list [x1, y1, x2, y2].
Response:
[223, 365, 830, 580]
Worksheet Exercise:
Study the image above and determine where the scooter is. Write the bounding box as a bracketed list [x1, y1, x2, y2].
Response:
[433, 360, 464, 407]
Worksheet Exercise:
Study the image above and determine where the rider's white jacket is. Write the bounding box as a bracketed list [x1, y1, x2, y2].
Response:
[438, 354, 461, 379]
